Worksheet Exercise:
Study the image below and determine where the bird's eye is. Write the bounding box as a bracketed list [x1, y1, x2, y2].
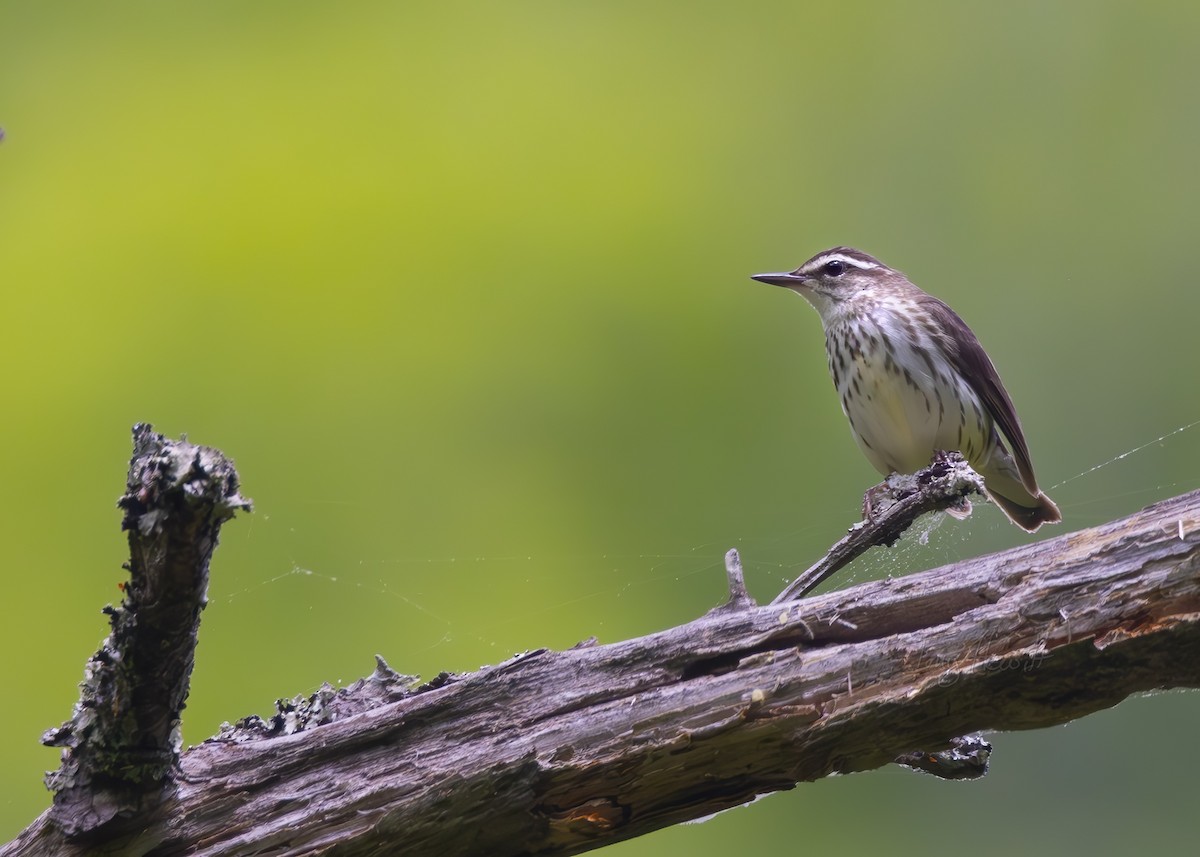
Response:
[823, 260, 846, 277]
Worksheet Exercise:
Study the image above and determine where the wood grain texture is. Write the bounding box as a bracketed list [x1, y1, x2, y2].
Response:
[6, 447, 1198, 855]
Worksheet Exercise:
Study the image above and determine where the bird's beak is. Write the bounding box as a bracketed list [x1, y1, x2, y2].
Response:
[751, 271, 808, 288]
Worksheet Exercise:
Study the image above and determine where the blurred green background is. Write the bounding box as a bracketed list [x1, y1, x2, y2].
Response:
[2, 1, 1198, 853]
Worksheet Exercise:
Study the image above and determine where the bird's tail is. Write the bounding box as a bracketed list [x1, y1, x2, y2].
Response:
[977, 448, 1062, 533]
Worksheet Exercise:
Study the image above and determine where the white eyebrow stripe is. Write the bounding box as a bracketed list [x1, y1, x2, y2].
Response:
[804, 252, 880, 273]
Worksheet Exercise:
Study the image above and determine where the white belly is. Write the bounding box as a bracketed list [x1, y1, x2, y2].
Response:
[825, 315, 992, 476]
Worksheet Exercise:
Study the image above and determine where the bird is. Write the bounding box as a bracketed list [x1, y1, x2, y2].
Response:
[752, 246, 1060, 532]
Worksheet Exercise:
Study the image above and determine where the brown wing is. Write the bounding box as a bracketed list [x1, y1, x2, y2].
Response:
[917, 296, 1040, 494]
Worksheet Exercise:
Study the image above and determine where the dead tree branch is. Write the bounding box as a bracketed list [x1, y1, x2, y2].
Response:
[3, 430, 1198, 857]
[38, 425, 250, 840]
[770, 451, 984, 602]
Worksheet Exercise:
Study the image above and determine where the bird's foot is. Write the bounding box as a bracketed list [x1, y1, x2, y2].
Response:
[862, 460, 974, 523]
[861, 473, 917, 520]
[924, 452, 974, 519]
[861, 482, 886, 520]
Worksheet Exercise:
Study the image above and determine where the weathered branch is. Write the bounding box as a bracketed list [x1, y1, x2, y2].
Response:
[771, 451, 984, 602]
[39, 425, 251, 840]
[4, 430, 1198, 857]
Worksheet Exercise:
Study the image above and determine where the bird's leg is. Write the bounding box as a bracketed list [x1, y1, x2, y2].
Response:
[861, 481, 887, 520]
[861, 472, 912, 520]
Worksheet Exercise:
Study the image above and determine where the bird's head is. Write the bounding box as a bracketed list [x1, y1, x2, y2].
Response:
[752, 247, 902, 319]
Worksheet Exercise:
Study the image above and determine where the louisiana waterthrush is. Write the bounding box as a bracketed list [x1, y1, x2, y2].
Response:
[753, 247, 1060, 532]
